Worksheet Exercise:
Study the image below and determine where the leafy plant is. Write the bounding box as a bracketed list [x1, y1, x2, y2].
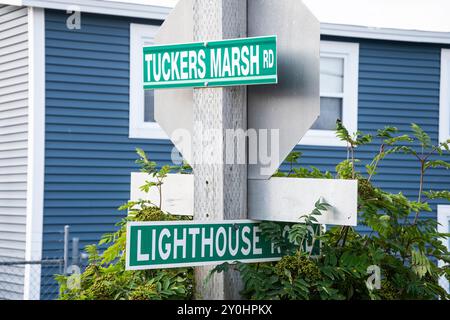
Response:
[58, 121, 450, 300]
[211, 122, 450, 300]
[136, 148, 192, 210]
[56, 149, 194, 300]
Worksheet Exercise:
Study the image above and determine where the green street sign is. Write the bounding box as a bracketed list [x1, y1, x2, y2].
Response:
[126, 220, 298, 270]
[143, 36, 277, 89]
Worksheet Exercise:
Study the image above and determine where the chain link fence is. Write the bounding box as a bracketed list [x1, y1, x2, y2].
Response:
[0, 225, 86, 300]
[0, 258, 65, 300]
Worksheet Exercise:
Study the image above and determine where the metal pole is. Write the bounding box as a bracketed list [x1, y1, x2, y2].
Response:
[63, 225, 69, 274]
[193, 0, 247, 300]
[72, 237, 79, 266]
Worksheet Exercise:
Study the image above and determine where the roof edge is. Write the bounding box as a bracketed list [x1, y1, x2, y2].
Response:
[321, 22, 450, 45]
[0, 0, 23, 5]
[3, 1, 450, 44]
[19, 0, 171, 21]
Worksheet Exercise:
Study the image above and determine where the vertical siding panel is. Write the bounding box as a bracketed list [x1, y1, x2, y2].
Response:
[0, 5, 28, 300]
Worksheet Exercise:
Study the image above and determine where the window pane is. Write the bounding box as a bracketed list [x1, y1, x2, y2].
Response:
[144, 89, 155, 123]
[311, 97, 342, 130]
[143, 36, 155, 123]
[320, 57, 344, 93]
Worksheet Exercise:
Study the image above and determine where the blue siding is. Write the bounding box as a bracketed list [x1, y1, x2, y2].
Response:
[42, 9, 450, 298]
[282, 37, 450, 234]
[42, 10, 166, 299]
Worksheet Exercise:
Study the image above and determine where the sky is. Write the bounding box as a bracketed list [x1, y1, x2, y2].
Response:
[110, 0, 450, 33]
[303, 0, 450, 32]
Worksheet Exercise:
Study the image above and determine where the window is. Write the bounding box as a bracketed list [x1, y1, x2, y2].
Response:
[437, 205, 450, 293]
[300, 41, 359, 147]
[440, 49, 450, 143]
[129, 23, 167, 139]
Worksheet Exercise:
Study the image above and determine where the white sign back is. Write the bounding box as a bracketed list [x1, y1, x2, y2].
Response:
[154, 0, 320, 179]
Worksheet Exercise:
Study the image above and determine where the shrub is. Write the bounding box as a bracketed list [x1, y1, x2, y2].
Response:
[56, 152, 194, 300]
[212, 122, 450, 300]
[57, 123, 450, 300]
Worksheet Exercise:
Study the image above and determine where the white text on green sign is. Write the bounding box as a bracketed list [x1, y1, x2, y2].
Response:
[143, 36, 277, 89]
[126, 220, 286, 270]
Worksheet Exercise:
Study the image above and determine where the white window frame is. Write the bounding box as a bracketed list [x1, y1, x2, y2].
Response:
[129, 23, 168, 139]
[440, 49, 450, 143]
[437, 205, 450, 294]
[300, 41, 359, 147]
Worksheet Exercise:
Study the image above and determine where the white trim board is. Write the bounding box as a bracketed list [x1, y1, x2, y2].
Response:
[0, 0, 22, 5]
[440, 49, 450, 144]
[437, 205, 450, 294]
[23, 6, 45, 301]
[321, 23, 450, 45]
[2, 0, 171, 20]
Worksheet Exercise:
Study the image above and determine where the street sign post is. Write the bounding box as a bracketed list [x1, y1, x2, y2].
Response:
[128, 0, 358, 300]
[126, 220, 282, 270]
[143, 36, 277, 89]
[189, 0, 248, 300]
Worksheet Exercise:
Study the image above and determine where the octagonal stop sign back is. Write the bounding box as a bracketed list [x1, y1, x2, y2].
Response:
[154, 0, 320, 180]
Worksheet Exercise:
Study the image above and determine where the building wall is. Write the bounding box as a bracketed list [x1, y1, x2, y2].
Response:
[42, 9, 450, 298]
[288, 36, 450, 234]
[0, 5, 29, 300]
[42, 9, 165, 298]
